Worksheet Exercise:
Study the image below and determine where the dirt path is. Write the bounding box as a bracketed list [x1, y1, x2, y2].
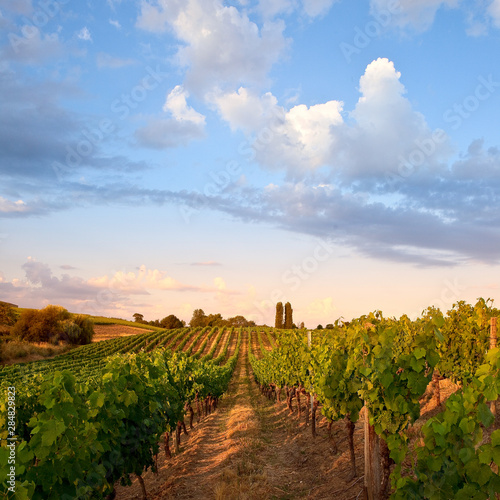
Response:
[116, 331, 365, 500]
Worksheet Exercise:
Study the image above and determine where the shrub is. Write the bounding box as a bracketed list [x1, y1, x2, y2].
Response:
[12, 305, 70, 343]
[61, 320, 83, 344]
[71, 315, 94, 344]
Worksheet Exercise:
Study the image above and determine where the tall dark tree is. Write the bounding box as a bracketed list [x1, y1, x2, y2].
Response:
[284, 302, 293, 329]
[133, 313, 144, 323]
[275, 302, 284, 329]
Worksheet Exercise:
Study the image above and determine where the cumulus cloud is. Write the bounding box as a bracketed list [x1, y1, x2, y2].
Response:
[210, 87, 280, 133]
[212, 87, 343, 175]
[214, 58, 448, 180]
[163, 85, 206, 125]
[0, 197, 29, 213]
[135, 85, 206, 149]
[88, 265, 201, 293]
[0, 259, 238, 315]
[76, 27, 92, 41]
[136, 0, 289, 93]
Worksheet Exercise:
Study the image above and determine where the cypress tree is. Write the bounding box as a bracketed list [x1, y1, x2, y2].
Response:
[284, 302, 293, 329]
[275, 302, 284, 329]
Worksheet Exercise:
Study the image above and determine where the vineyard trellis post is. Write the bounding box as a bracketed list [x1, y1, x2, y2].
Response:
[490, 317, 498, 418]
[308, 330, 315, 432]
[364, 406, 382, 500]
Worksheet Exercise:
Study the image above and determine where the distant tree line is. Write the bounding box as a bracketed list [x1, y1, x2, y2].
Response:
[133, 309, 256, 329]
[133, 313, 186, 329]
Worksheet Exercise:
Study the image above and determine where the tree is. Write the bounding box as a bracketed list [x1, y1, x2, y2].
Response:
[206, 313, 224, 327]
[133, 313, 144, 323]
[190, 309, 207, 328]
[275, 302, 284, 329]
[317, 324, 324, 330]
[325, 323, 334, 329]
[160, 314, 184, 329]
[299, 321, 305, 329]
[227, 315, 254, 327]
[0, 302, 17, 327]
[284, 302, 293, 329]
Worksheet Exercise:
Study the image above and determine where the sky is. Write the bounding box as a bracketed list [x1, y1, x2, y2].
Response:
[1, 0, 500, 327]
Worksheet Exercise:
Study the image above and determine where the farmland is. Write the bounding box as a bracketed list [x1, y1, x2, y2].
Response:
[1, 300, 500, 499]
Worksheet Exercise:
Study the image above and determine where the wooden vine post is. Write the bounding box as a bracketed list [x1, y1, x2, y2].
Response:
[307, 330, 316, 437]
[490, 317, 498, 418]
[364, 406, 382, 500]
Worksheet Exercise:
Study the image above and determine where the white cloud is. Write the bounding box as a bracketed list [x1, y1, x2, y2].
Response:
[135, 85, 206, 149]
[215, 58, 449, 179]
[369, 0, 459, 31]
[88, 265, 197, 293]
[0, 260, 240, 317]
[163, 85, 206, 125]
[109, 19, 122, 29]
[213, 87, 343, 174]
[0, 197, 29, 213]
[337, 57, 447, 178]
[210, 87, 280, 133]
[136, 0, 288, 93]
[489, 0, 500, 27]
[77, 27, 92, 41]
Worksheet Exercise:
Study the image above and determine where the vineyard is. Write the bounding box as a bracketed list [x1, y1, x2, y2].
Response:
[1, 299, 500, 499]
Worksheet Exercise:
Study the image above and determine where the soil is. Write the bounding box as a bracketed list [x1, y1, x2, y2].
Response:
[92, 324, 153, 342]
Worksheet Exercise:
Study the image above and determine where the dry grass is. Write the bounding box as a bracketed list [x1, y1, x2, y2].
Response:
[0, 340, 71, 365]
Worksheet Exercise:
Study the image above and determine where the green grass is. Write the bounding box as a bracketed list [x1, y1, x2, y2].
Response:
[81, 315, 164, 331]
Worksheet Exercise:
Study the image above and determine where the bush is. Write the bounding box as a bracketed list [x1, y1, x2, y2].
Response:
[61, 320, 83, 344]
[12, 305, 70, 343]
[71, 315, 94, 344]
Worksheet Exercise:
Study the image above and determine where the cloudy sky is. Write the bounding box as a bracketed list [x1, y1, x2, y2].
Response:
[1, 0, 499, 326]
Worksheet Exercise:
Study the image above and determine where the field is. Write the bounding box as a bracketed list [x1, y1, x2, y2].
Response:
[92, 324, 154, 342]
[1, 303, 500, 499]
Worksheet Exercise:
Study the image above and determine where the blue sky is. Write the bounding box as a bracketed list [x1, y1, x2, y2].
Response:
[1, 0, 500, 326]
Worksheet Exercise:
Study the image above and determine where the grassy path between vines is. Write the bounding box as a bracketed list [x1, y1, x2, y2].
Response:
[116, 331, 365, 500]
